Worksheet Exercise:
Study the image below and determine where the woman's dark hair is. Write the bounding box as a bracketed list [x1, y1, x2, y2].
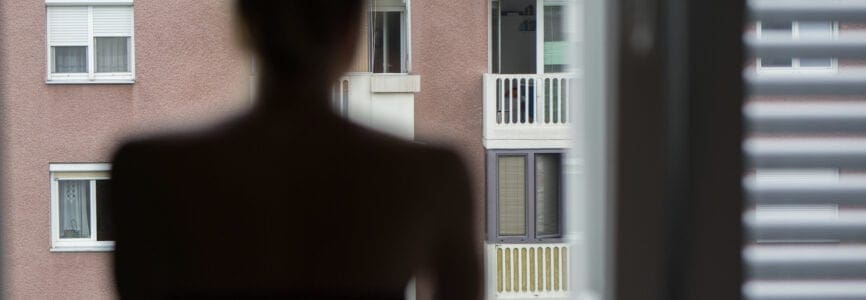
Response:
[236, 1, 364, 77]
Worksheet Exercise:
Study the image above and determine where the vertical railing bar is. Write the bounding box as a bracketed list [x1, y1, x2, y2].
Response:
[520, 246, 526, 293]
[497, 247, 503, 294]
[555, 247, 560, 291]
[553, 78, 559, 124]
[560, 77, 564, 124]
[511, 78, 520, 124]
[509, 78, 515, 124]
[521, 78, 527, 124]
[512, 246, 518, 294]
[505, 78, 510, 124]
[563, 78, 569, 123]
[537, 77, 544, 125]
[339, 79, 345, 114]
[547, 78, 552, 124]
[538, 246, 544, 292]
[505, 247, 509, 293]
[526, 77, 538, 124]
[499, 77, 505, 124]
[517, 78, 524, 124]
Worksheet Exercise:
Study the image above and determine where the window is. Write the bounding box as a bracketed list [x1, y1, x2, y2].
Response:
[50, 163, 113, 252]
[756, 21, 837, 73]
[46, 2, 134, 83]
[488, 150, 562, 242]
[369, 0, 407, 73]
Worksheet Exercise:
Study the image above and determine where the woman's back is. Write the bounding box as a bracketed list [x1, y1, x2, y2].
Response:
[109, 107, 479, 299]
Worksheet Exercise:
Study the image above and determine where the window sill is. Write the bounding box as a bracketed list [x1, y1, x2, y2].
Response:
[50, 245, 114, 253]
[370, 74, 420, 93]
[46, 79, 134, 85]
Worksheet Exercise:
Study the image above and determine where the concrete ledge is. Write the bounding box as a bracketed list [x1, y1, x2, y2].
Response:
[370, 74, 421, 93]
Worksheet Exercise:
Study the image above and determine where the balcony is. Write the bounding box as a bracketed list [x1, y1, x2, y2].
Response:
[486, 243, 571, 300]
[483, 73, 579, 149]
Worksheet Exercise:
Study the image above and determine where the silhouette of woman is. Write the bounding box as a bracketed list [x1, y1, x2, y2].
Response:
[108, 1, 480, 299]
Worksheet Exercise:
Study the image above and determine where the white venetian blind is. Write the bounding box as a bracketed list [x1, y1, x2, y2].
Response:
[47, 6, 88, 45]
[744, 1, 866, 299]
[92, 6, 132, 37]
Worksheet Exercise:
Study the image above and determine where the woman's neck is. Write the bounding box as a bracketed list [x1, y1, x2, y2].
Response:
[253, 72, 334, 114]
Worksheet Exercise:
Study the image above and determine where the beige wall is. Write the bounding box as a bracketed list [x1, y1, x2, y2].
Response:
[0, 1, 249, 298]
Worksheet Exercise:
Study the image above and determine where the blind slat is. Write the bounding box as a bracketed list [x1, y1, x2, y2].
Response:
[746, 102, 866, 133]
[745, 245, 866, 279]
[746, 177, 866, 205]
[746, 72, 866, 96]
[747, 37, 866, 59]
[745, 138, 866, 168]
[746, 211, 866, 241]
[749, 0, 866, 22]
[744, 280, 866, 300]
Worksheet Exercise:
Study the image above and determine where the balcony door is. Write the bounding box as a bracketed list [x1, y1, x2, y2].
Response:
[492, 0, 573, 74]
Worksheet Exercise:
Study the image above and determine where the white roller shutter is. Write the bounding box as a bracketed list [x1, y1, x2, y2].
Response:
[92, 6, 132, 37]
[745, 1, 866, 299]
[47, 6, 88, 45]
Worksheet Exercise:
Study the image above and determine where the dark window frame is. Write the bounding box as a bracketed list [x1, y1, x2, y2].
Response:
[486, 149, 565, 243]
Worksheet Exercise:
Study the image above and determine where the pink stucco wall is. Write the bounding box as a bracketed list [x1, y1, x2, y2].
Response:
[412, 0, 489, 238]
[411, 1, 489, 296]
[0, 1, 249, 298]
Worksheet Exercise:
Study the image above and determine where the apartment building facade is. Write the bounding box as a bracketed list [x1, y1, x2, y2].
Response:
[0, 0, 578, 299]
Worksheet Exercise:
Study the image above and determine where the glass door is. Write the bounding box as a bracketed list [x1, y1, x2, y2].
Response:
[541, 0, 572, 73]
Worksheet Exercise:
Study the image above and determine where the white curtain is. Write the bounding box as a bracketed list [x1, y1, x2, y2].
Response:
[53, 46, 87, 73]
[96, 37, 129, 73]
[60, 180, 90, 238]
[499, 156, 526, 236]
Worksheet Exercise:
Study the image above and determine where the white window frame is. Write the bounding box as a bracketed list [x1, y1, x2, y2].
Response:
[756, 21, 839, 75]
[369, 0, 409, 74]
[46, 1, 135, 84]
[49, 163, 114, 252]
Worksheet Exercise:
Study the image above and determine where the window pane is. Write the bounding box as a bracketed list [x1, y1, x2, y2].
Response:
[761, 21, 792, 37]
[761, 57, 793, 68]
[799, 21, 832, 40]
[96, 180, 114, 241]
[370, 11, 403, 73]
[371, 11, 385, 73]
[59, 180, 90, 238]
[491, 0, 500, 74]
[95, 37, 130, 73]
[544, 5, 567, 73]
[799, 58, 832, 68]
[498, 156, 526, 236]
[53, 46, 87, 73]
[536, 154, 561, 236]
[386, 11, 402, 73]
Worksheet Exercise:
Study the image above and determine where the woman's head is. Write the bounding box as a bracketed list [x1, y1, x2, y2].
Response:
[236, 1, 364, 81]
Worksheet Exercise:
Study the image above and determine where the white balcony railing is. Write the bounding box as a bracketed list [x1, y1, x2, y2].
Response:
[487, 243, 571, 299]
[332, 77, 351, 117]
[483, 73, 579, 148]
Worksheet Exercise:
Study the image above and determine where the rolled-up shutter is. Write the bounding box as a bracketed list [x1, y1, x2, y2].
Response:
[92, 6, 132, 37]
[745, 1, 866, 299]
[47, 6, 88, 46]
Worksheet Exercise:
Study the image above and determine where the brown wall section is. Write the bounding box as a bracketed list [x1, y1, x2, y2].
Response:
[0, 1, 249, 299]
